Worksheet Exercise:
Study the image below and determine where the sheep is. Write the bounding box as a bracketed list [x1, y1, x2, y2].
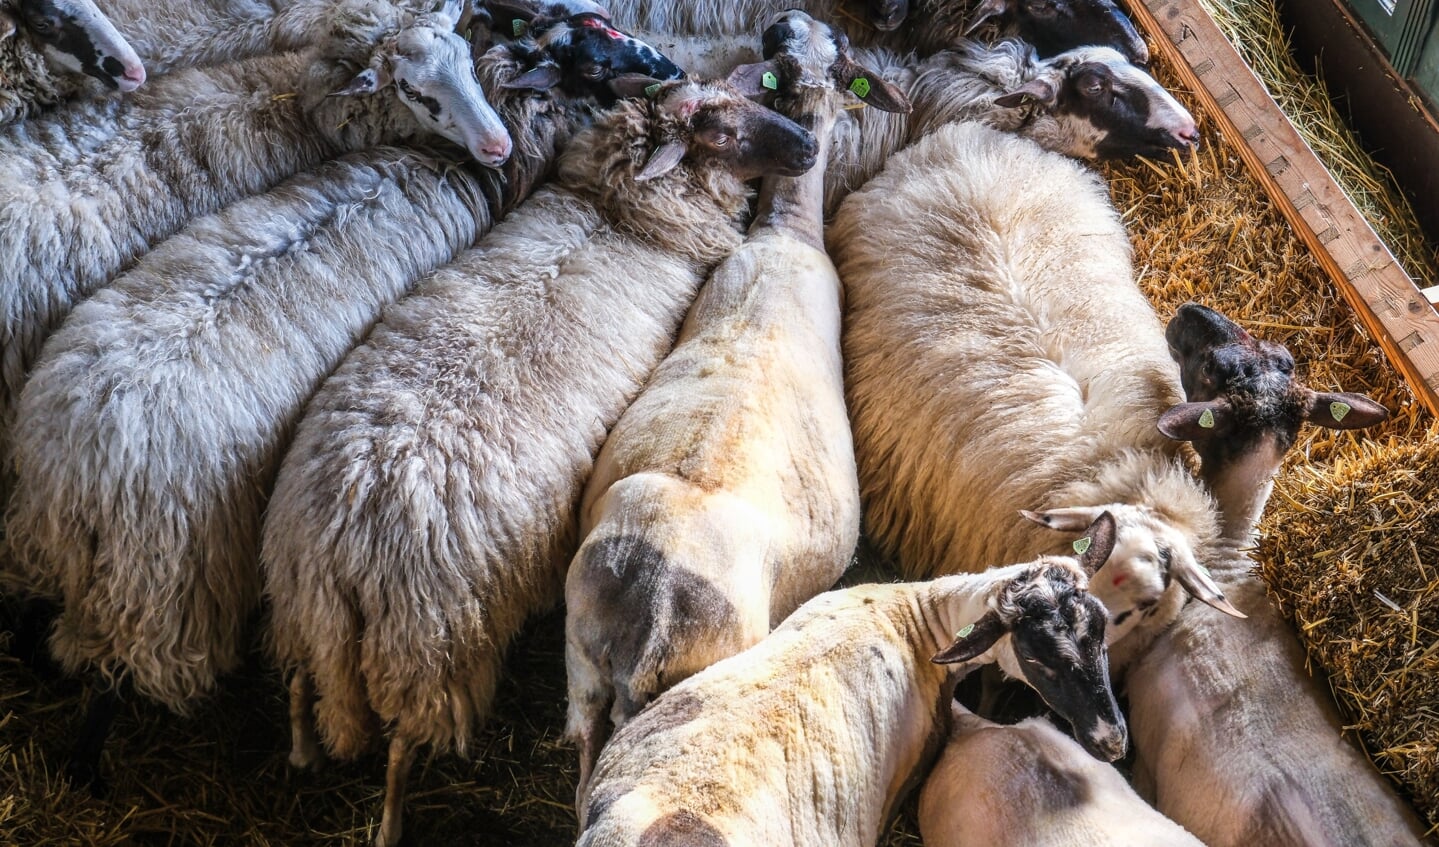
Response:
[918, 697, 1206, 847]
[1116, 303, 1424, 846]
[261, 74, 817, 847]
[829, 121, 1242, 678]
[650, 35, 1196, 215]
[575, 513, 1127, 847]
[97, 0, 329, 77]
[562, 12, 910, 802]
[0, 19, 673, 790]
[0, 0, 144, 125]
[608, 0, 1147, 61]
[0, 0, 510, 489]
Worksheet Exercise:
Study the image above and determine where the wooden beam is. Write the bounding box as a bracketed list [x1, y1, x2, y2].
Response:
[1128, 0, 1439, 416]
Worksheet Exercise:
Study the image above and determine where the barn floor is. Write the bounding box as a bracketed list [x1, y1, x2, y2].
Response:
[3, 1, 1438, 844]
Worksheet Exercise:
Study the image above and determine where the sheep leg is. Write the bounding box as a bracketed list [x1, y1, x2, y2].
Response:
[374, 733, 418, 847]
[287, 670, 323, 769]
[65, 678, 120, 796]
[2, 595, 60, 677]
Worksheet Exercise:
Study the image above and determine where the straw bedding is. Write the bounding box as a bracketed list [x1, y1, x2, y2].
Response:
[1, 0, 1437, 842]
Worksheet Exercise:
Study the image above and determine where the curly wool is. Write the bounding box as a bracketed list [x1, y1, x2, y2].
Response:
[0, 18, 73, 124]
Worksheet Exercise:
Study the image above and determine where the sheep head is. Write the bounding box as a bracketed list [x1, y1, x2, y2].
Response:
[12, 0, 144, 91]
[966, 0, 1149, 65]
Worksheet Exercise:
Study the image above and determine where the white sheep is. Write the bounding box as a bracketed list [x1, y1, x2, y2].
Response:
[1119, 304, 1426, 846]
[0, 0, 144, 125]
[918, 698, 1205, 847]
[98, 0, 326, 77]
[563, 11, 910, 802]
[0, 0, 509, 486]
[261, 75, 817, 847]
[828, 120, 1243, 676]
[576, 513, 1127, 847]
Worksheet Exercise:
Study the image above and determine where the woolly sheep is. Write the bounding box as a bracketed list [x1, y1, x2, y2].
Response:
[829, 121, 1243, 677]
[576, 514, 1127, 847]
[0, 28, 654, 790]
[98, 0, 327, 77]
[1120, 303, 1424, 846]
[563, 11, 910, 801]
[918, 697, 1205, 847]
[0, 0, 144, 125]
[262, 75, 816, 847]
[0, 0, 508, 487]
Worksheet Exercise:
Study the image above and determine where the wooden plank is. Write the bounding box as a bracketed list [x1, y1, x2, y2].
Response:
[1129, 0, 1439, 415]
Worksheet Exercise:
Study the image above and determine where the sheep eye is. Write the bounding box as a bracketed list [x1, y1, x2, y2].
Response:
[710, 134, 730, 147]
[28, 15, 55, 33]
[583, 64, 605, 79]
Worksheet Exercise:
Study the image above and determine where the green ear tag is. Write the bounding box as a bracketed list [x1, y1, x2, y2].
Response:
[1330, 401, 1351, 422]
[644, 82, 661, 98]
[955, 623, 975, 639]
[1072, 536, 1092, 555]
[512, 19, 526, 36]
[762, 71, 779, 91]
[849, 76, 871, 98]
[1198, 408, 1215, 429]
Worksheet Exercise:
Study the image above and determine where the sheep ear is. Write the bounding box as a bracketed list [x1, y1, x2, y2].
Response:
[1074, 511, 1117, 576]
[1019, 506, 1104, 533]
[994, 78, 1056, 109]
[503, 64, 562, 91]
[328, 66, 390, 97]
[932, 611, 1009, 665]
[726, 60, 780, 101]
[964, 0, 1011, 35]
[0, 11, 16, 42]
[1305, 391, 1388, 430]
[835, 60, 911, 114]
[635, 140, 686, 181]
[1170, 548, 1247, 619]
[1157, 400, 1229, 441]
[608, 72, 665, 100]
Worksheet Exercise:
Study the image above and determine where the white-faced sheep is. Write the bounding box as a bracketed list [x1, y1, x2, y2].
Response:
[1117, 303, 1424, 846]
[576, 514, 1127, 847]
[830, 121, 1244, 677]
[261, 75, 816, 847]
[0, 21, 677, 791]
[0, 0, 509, 484]
[563, 11, 910, 800]
[0, 0, 144, 125]
[918, 697, 1205, 847]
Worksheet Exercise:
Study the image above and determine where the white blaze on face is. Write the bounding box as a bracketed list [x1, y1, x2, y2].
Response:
[1107, 54, 1197, 143]
[33, 0, 145, 91]
[388, 21, 512, 167]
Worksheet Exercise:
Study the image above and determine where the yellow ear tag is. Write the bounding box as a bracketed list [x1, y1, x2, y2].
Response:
[955, 623, 975, 639]
[512, 19, 526, 36]
[1198, 409, 1215, 429]
[1073, 536, 1092, 555]
[1330, 401, 1351, 422]
[762, 71, 778, 90]
[644, 82, 661, 98]
[849, 76, 871, 97]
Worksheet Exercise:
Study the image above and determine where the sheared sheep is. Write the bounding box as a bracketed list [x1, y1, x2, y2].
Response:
[918, 697, 1205, 847]
[563, 11, 909, 800]
[0, 0, 144, 125]
[261, 73, 815, 847]
[1, 22, 679, 792]
[1120, 303, 1423, 846]
[576, 513, 1127, 846]
[0, 0, 508, 491]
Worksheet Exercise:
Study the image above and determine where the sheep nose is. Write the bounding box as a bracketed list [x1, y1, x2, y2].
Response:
[473, 138, 513, 168]
[1088, 723, 1129, 762]
[118, 63, 146, 92]
[1172, 122, 1200, 149]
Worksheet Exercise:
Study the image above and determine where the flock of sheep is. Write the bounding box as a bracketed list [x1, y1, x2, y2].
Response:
[0, 0, 1429, 844]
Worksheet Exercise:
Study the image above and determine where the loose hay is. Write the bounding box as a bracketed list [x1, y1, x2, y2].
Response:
[4, 0, 1439, 842]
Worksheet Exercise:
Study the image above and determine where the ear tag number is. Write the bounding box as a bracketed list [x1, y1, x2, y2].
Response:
[644, 82, 661, 98]
[1072, 536, 1092, 555]
[955, 623, 975, 639]
[849, 76, 871, 97]
[1330, 401, 1351, 422]
[1198, 409, 1215, 429]
[762, 71, 779, 90]
[512, 19, 526, 36]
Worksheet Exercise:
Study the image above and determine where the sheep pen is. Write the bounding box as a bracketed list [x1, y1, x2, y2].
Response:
[1, 1, 1437, 845]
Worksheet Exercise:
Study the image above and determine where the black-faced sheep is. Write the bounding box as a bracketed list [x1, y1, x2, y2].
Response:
[0, 0, 508, 490]
[576, 514, 1127, 847]
[261, 75, 816, 847]
[1120, 303, 1423, 846]
[563, 11, 909, 801]
[0, 0, 144, 125]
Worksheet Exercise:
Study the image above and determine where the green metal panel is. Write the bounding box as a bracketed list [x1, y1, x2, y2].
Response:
[1414, 8, 1439, 103]
[1343, 0, 1428, 72]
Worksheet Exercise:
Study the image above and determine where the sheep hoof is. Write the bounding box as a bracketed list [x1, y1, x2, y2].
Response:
[63, 758, 108, 798]
[287, 745, 321, 770]
[373, 819, 401, 847]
